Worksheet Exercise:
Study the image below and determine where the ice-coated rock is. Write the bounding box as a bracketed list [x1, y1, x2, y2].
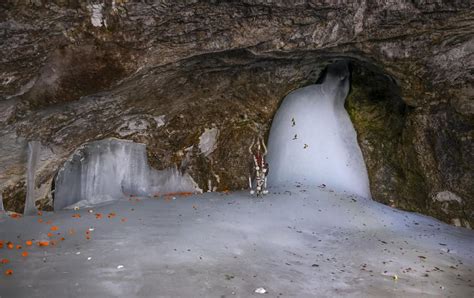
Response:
[198, 128, 219, 157]
[433, 191, 463, 203]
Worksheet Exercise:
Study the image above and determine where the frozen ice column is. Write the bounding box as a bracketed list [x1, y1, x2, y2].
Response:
[24, 141, 41, 215]
[266, 61, 371, 199]
[0, 193, 5, 216]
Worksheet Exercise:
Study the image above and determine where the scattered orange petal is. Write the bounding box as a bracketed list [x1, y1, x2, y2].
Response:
[60, 237, 65, 241]
[50, 240, 57, 246]
[4, 269, 13, 276]
[37, 211, 43, 216]
[21, 251, 28, 257]
[7, 242, 14, 249]
[25, 240, 33, 246]
[162, 191, 194, 198]
[72, 214, 81, 218]
[38, 218, 44, 223]
[107, 212, 116, 219]
[50, 226, 59, 231]
[0, 240, 4, 249]
[95, 213, 103, 219]
[38, 241, 50, 247]
[1, 258, 9, 264]
[47, 233, 53, 237]
[16, 245, 22, 250]
[45, 220, 52, 224]
[9, 213, 21, 219]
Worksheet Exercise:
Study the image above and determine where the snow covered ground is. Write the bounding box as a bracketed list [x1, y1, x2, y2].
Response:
[0, 186, 473, 297]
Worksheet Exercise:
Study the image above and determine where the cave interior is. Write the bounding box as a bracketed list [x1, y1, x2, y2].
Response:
[0, 1, 473, 297]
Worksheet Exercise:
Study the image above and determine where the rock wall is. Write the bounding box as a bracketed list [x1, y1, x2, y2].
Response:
[0, 1, 472, 226]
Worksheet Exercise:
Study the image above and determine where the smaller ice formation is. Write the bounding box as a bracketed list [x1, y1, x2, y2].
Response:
[54, 138, 200, 210]
[266, 61, 371, 198]
[0, 193, 5, 215]
[24, 141, 40, 215]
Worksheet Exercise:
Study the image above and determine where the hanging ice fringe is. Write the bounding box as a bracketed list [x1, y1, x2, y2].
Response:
[54, 138, 201, 210]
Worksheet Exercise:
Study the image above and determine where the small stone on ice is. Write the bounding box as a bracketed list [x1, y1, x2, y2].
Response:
[255, 287, 267, 294]
[117, 265, 124, 269]
[87, 257, 92, 261]
[76, 252, 81, 255]
[88, 227, 94, 231]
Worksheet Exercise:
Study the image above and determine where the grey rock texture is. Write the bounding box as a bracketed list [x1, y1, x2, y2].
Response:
[0, 0, 472, 226]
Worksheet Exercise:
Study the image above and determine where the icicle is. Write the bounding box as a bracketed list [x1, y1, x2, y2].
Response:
[0, 193, 5, 216]
[24, 141, 41, 215]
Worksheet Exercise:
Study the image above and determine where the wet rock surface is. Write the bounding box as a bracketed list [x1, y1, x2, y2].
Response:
[0, 1, 472, 226]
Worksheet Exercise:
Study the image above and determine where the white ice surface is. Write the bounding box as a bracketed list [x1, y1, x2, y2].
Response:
[267, 62, 371, 199]
[0, 186, 473, 297]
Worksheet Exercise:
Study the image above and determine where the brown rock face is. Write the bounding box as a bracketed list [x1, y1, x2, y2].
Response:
[0, 1, 472, 227]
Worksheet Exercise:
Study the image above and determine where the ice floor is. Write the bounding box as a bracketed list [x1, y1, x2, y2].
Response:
[1, 186, 473, 297]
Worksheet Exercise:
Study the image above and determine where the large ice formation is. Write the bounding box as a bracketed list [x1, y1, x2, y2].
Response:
[54, 138, 199, 210]
[266, 61, 371, 198]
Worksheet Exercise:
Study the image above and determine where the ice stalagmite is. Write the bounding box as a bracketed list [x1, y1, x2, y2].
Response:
[266, 61, 371, 198]
[24, 141, 40, 215]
